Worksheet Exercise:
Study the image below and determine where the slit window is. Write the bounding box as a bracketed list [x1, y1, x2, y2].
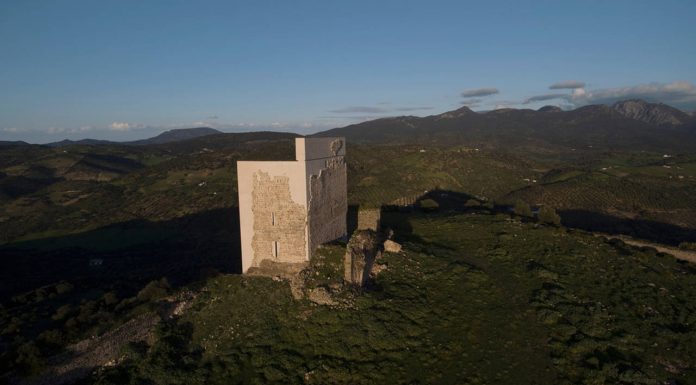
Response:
[272, 241, 279, 258]
[272, 212, 276, 226]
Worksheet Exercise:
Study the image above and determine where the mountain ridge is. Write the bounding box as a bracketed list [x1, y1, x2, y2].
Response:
[611, 99, 692, 126]
[314, 99, 696, 151]
[44, 127, 223, 147]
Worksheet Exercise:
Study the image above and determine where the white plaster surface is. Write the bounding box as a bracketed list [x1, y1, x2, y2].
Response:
[237, 138, 347, 272]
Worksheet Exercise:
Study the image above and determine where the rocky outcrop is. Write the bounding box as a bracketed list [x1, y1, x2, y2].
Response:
[612, 99, 691, 126]
[383, 239, 402, 253]
[307, 287, 336, 306]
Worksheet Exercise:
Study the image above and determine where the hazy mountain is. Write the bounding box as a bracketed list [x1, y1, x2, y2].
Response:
[0, 141, 30, 147]
[45, 127, 223, 147]
[315, 100, 696, 151]
[45, 139, 118, 147]
[128, 127, 222, 145]
[612, 99, 692, 126]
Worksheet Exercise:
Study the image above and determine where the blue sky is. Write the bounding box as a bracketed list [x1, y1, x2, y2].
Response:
[1, 0, 695, 143]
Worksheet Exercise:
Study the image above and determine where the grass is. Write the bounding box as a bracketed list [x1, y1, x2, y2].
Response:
[88, 212, 696, 384]
[3, 140, 696, 383]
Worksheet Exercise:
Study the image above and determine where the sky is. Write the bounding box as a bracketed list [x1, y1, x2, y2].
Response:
[1, 0, 695, 143]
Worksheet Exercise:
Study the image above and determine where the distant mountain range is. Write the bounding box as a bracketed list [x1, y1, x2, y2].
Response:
[7, 99, 695, 152]
[45, 127, 223, 147]
[315, 99, 696, 151]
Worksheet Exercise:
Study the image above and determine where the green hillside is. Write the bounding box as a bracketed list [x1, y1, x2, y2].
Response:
[86, 212, 696, 384]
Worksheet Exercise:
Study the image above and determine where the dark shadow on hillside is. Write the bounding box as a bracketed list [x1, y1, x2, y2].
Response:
[0, 207, 242, 303]
[560, 209, 696, 246]
[380, 189, 482, 249]
[377, 189, 696, 249]
[347, 204, 359, 236]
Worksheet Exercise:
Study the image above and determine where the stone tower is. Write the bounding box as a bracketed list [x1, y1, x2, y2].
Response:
[237, 137, 347, 273]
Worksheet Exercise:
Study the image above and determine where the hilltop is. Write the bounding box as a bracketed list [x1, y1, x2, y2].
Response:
[612, 99, 693, 126]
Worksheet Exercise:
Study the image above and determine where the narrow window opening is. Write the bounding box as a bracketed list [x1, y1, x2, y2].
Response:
[272, 212, 276, 226]
[272, 241, 279, 258]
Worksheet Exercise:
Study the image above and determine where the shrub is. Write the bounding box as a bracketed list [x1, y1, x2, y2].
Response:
[15, 342, 43, 376]
[37, 329, 65, 348]
[52, 304, 73, 321]
[464, 199, 480, 208]
[55, 281, 74, 295]
[678, 242, 696, 251]
[538, 206, 562, 226]
[419, 199, 439, 212]
[514, 199, 532, 218]
[102, 291, 119, 306]
[137, 278, 171, 302]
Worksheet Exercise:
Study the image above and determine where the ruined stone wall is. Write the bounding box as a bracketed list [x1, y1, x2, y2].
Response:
[307, 154, 347, 259]
[357, 207, 381, 231]
[344, 230, 381, 286]
[250, 171, 307, 266]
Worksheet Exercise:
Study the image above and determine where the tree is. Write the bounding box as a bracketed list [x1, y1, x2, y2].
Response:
[538, 206, 562, 226]
[513, 199, 532, 218]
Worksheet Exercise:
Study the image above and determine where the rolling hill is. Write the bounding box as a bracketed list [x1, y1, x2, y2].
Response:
[45, 127, 224, 147]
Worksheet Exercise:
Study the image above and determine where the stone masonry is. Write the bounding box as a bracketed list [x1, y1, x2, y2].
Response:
[237, 137, 347, 273]
[251, 172, 307, 266]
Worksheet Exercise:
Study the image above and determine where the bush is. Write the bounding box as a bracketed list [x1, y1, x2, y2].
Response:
[52, 304, 73, 321]
[419, 199, 439, 212]
[538, 206, 562, 226]
[678, 242, 696, 251]
[102, 291, 119, 306]
[464, 199, 480, 208]
[15, 342, 43, 376]
[514, 199, 532, 218]
[55, 281, 74, 295]
[137, 278, 171, 302]
[37, 329, 65, 348]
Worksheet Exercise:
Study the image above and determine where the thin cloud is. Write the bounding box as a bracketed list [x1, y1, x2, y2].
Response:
[580, 81, 696, 107]
[109, 122, 145, 131]
[523, 81, 696, 110]
[461, 87, 499, 98]
[523, 93, 569, 104]
[1, 127, 27, 133]
[47, 127, 66, 134]
[329, 106, 389, 114]
[318, 115, 386, 120]
[109, 122, 132, 131]
[394, 106, 434, 112]
[550, 81, 586, 89]
[328, 105, 433, 114]
[460, 98, 482, 106]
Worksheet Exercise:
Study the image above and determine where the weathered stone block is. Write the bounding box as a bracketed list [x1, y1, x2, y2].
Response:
[344, 230, 382, 286]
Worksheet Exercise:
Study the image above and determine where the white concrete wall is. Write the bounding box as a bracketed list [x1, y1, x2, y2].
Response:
[296, 137, 346, 161]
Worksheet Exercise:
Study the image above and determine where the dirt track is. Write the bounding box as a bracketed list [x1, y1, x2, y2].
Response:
[598, 234, 696, 264]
